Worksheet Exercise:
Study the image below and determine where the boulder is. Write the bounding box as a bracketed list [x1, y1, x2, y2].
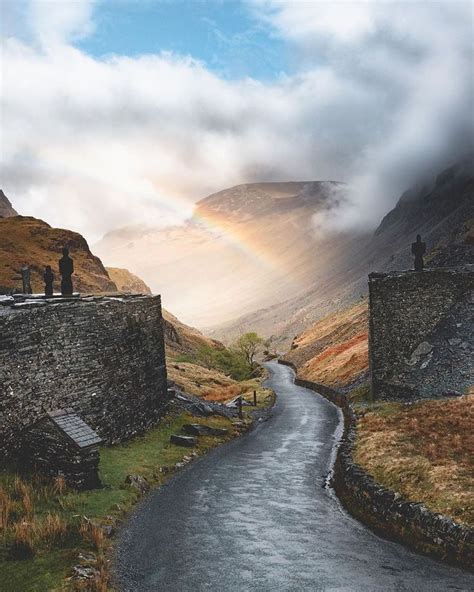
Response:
[182, 424, 229, 437]
[170, 434, 198, 447]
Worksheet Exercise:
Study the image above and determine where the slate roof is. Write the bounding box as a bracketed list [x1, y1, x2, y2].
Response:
[48, 409, 103, 449]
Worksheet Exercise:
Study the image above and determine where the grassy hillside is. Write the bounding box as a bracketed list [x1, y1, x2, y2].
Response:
[283, 300, 368, 388]
[0, 216, 117, 294]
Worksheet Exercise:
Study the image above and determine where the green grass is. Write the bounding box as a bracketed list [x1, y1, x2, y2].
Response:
[347, 382, 372, 404]
[0, 411, 244, 592]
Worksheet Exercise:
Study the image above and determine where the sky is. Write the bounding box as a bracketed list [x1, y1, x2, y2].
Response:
[1, 0, 473, 241]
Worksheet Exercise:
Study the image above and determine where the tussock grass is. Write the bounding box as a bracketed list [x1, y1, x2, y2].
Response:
[0, 408, 256, 591]
[354, 395, 474, 526]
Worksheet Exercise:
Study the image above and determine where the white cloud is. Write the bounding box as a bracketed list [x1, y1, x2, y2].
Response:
[0, 0, 472, 240]
[29, 0, 95, 47]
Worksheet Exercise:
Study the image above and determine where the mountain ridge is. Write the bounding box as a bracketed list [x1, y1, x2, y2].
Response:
[95, 180, 359, 327]
[208, 156, 474, 346]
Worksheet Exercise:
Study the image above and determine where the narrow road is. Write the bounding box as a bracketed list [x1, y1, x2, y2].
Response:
[115, 361, 473, 591]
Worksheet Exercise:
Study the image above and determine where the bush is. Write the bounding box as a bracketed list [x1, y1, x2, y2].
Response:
[195, 345, 252, 380]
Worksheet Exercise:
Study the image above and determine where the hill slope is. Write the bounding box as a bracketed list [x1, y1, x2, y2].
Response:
[0, 216, 117, 294]
[106, 267, 152, 295]
[0, 190, 17, 218]
[283, 300, 369, 388]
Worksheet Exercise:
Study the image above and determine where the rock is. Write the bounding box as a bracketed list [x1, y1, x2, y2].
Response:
[442, 390, 463, 397]
[78, 552, 96, 563]
[182, 424, 229, 437]
[72, 565, 99, 580]
[448, 338, 462, 346]
[125, 474, 150, 494]
[412, 341, 433, 357]
[420, 353, 433, 369]
[170, 434, 198, 447]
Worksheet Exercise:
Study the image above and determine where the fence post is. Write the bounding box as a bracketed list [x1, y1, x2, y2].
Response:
[253, 390, 257, 406]
[237, 396, 243, 419]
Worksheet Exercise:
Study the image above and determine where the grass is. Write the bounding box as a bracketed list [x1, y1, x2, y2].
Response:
[0, 400, 273, 592]
[347, 382, 372, 404]
[354, 394, 474, 526]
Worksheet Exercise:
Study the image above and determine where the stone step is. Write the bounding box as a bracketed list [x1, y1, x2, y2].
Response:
[170, 434, 198, 447]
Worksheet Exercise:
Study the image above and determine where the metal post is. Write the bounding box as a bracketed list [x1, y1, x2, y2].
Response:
[237, 396, 243, 419]
[253, 390, 257, 406]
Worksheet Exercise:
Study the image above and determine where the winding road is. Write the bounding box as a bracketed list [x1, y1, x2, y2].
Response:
[115, 361, 473, 591]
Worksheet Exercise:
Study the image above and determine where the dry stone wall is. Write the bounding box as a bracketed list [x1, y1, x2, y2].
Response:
[368, 267, 473, 400]
[277, 361, 474, 570]
[0, 295, 168, 460]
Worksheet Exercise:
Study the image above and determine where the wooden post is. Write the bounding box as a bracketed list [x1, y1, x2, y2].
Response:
[253, 390, 257, 406]
[237, 396, 243, 419]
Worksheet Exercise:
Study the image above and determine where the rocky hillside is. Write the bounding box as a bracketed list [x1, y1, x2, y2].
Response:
[0, 216, 117, 294]
[106, 267, 152, 295]
[95, 181, 364, 327]
[0, 190, 17, 218]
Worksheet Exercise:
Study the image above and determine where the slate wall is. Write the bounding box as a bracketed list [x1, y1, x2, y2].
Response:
[368, 267, 473, 400]
[0, 295, 168, 459]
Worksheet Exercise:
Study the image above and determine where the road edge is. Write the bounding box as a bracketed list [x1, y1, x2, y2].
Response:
[277, 359, 474, 572]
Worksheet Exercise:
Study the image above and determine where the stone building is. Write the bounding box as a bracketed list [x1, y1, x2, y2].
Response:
[0, 294, 169, 462]
[368, 266, 473, 400]
[22, 409, 103, 490]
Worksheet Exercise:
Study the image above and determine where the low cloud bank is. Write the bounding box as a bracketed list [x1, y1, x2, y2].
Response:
[1, 0, 472, 240]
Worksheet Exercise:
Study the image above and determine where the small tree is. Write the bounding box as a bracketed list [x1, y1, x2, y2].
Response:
[235, 332, 264, 369]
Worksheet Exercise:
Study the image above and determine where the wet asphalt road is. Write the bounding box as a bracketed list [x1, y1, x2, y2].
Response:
[115, 361, 474, 591]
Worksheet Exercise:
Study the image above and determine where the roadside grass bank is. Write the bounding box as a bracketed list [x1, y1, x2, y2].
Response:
[354, 394, 474, 527]
[0, 387, 274, 592]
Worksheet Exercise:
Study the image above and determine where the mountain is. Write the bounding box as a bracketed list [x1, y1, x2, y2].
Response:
[95, 181, 363, 328]
[0, 190, 17, 218]
[106, 267, 153, 295]
[276, 157, 474, 389]
[0, 216, 117, 294]
[212, 156, 474, 347]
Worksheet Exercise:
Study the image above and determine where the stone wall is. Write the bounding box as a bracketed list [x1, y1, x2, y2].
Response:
[0, 295, 168, 459]
[277, 361, 474, 570]
[368, 267, 473, 400]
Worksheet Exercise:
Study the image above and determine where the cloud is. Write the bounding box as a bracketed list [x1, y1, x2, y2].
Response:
[29, 0, 95, 47]
[253, 0, 474, 231]
[1, 0, 472, 240]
